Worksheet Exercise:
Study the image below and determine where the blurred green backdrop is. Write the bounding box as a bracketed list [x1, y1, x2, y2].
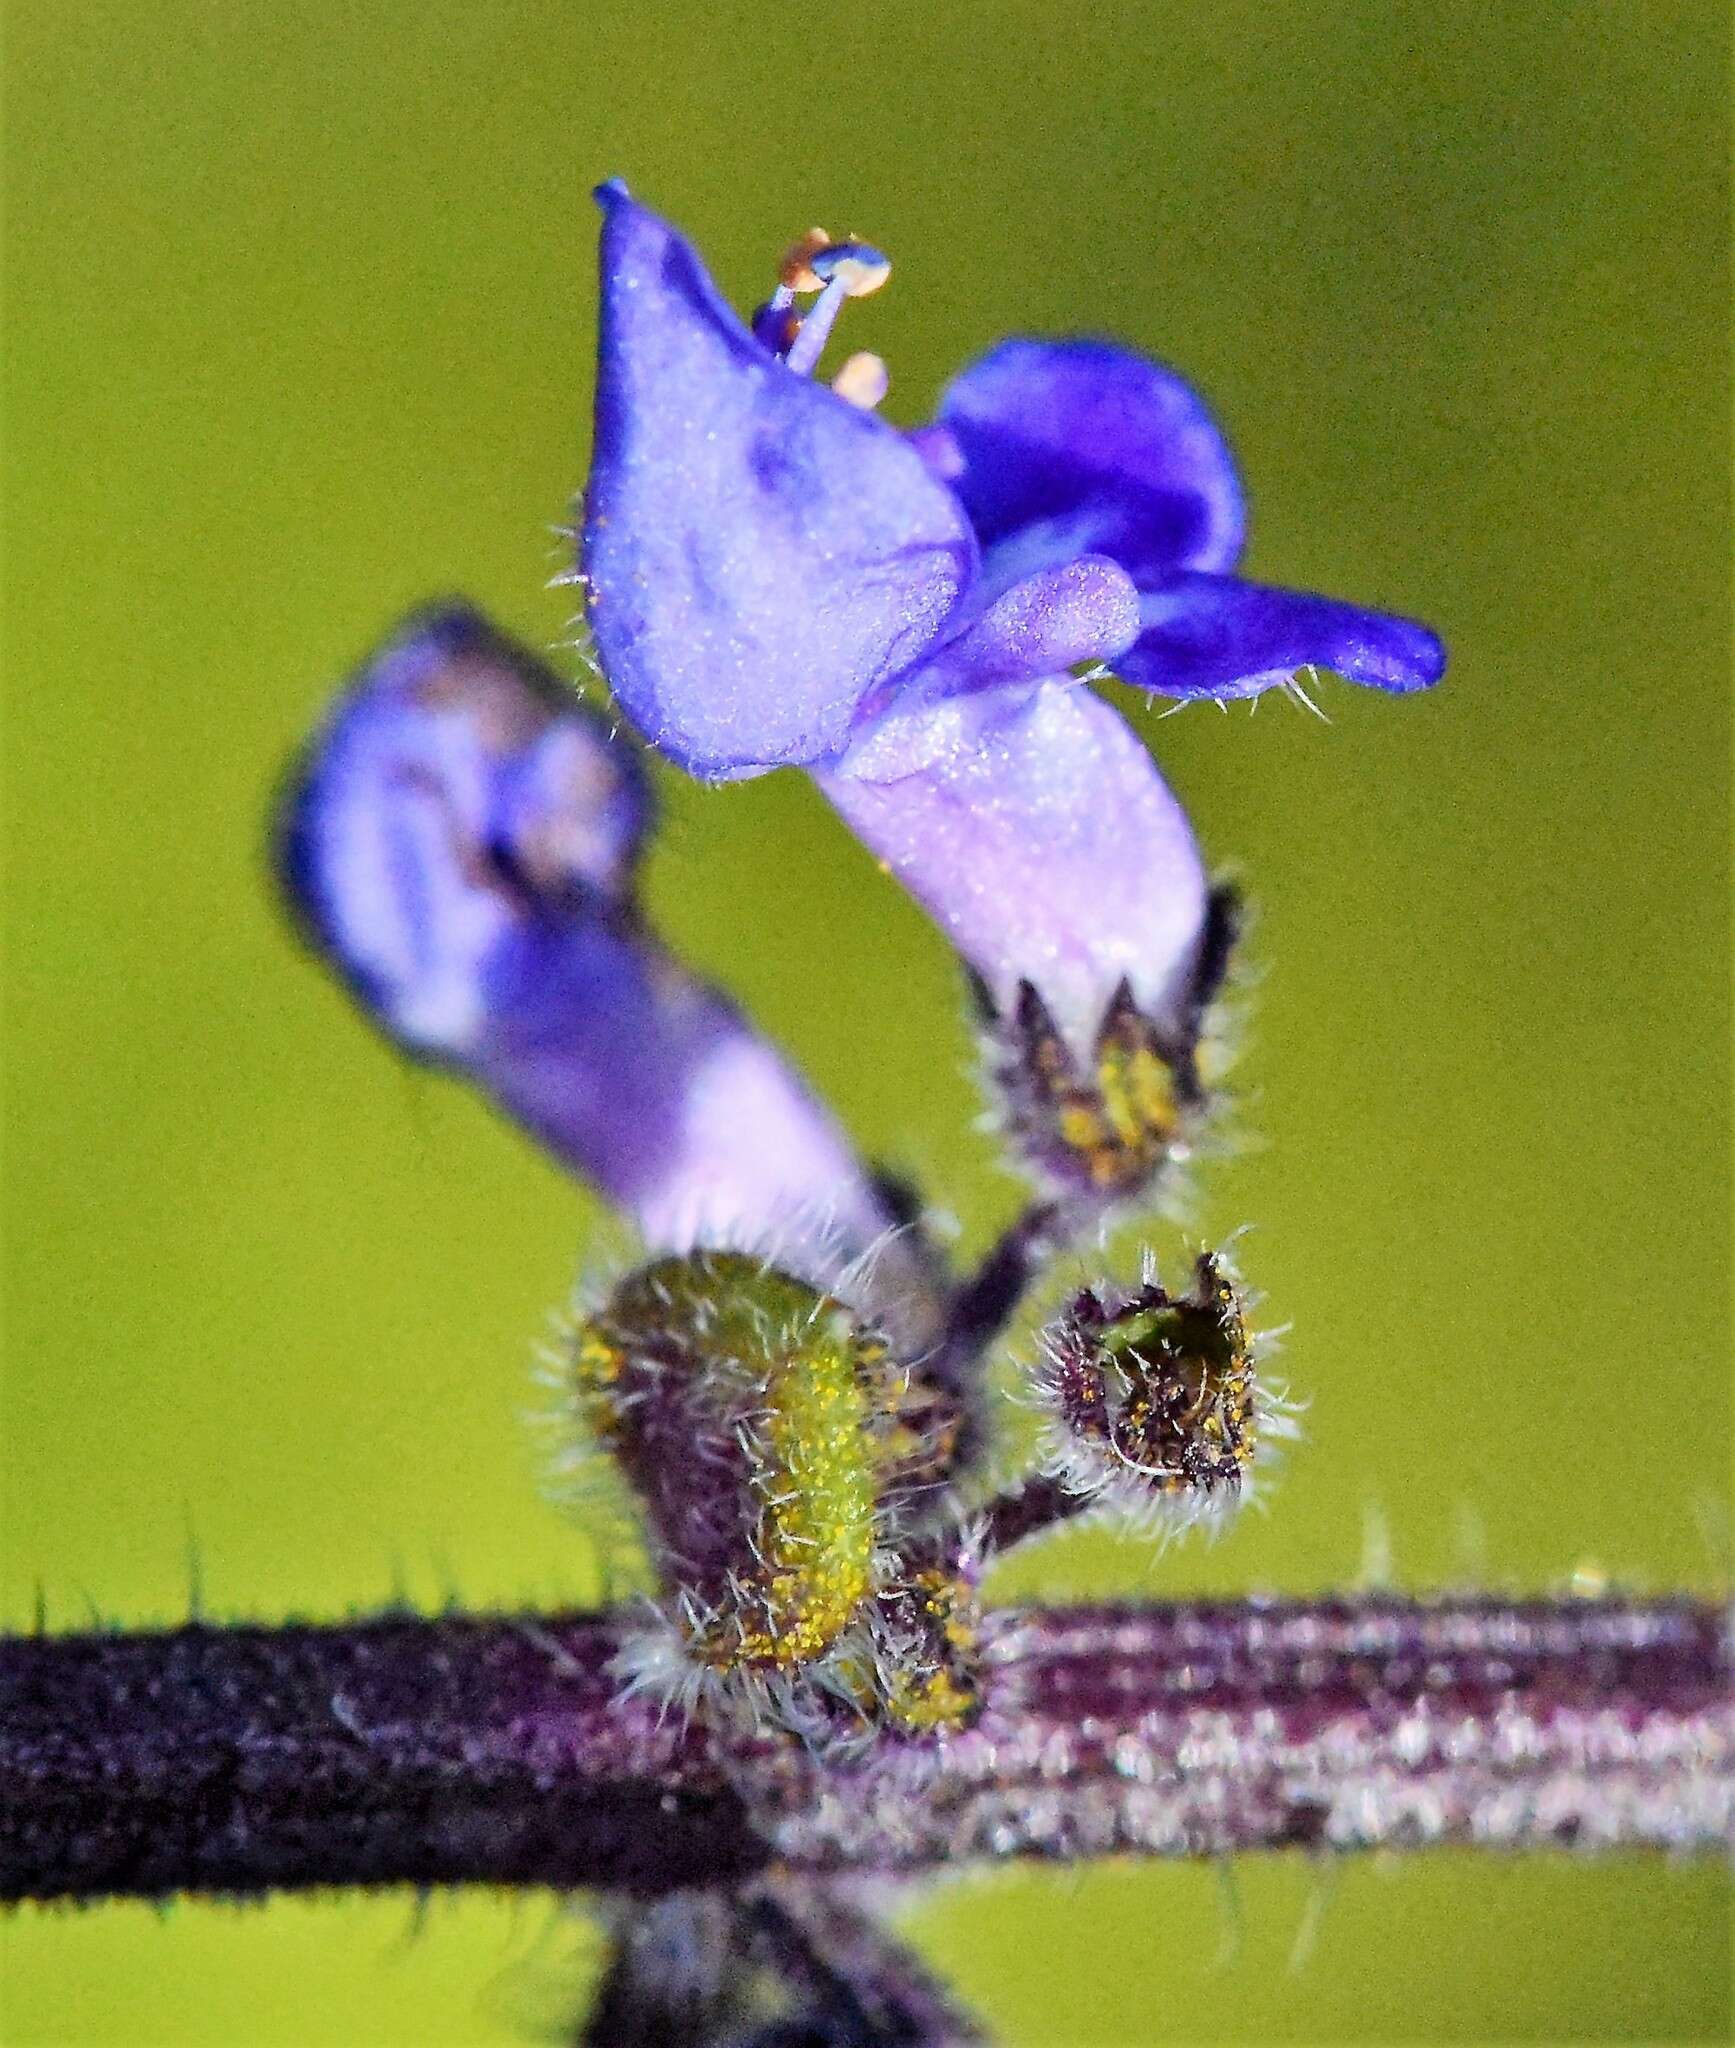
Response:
[3, 2, 1728, 2041]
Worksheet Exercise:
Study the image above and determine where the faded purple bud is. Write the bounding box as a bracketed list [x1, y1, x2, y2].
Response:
[278, 605, 932, 1299]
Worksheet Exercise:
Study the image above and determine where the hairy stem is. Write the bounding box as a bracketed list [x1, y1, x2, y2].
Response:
[580, 1893, 758, 2047]
[975, 1475, 1087, 1556]
[2, 1597, 1727, 1904]
[929, 1200, 1065, 1407]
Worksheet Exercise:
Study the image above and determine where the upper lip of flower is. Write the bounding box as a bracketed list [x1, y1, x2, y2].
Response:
[579, 180, 1445, 785]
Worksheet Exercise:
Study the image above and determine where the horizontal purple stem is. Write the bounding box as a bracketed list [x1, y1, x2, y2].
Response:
[2, 1597, 1727, 1903]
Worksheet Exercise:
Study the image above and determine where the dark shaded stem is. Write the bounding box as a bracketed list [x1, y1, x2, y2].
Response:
[741, 1878, 986, 2047]
[975, 1474, 1087, 1556]
[578, 1882, 982, 2048]
[926, 1202, 1069, 1454]
[0, 1610, 762, 1901]
[3, 1597, 1727, 1905]
[580, 1893, 757, 2048]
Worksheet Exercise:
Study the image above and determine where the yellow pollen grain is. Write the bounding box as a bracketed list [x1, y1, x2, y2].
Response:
[569, 1327, 627, 1445]
[883, 1569, 980, 1733]
[1096, 1040, 1179, 1154]
[889, 1666, 976, 1732]
[1058, 1103, 1107, 1152]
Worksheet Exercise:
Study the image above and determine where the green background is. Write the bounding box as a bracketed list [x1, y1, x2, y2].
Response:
[3, 2, 1729, 2041]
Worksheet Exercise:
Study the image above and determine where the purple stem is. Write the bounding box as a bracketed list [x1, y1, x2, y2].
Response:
[578, 1881, 984, 2046]
[2, 1597, 1727, 1903]
[742, 1878, 987, 2046]
[976, 1474, 1086, 1555]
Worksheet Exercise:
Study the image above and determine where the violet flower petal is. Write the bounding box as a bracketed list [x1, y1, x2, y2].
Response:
[935, 337, 1246, 585]
[583, 182, 977, 778]
[470, 925, 899, 1261]
[1120, 570, 1447, 699]
[896, 555, 1141, 710]
[821, 680, 1208, 1048]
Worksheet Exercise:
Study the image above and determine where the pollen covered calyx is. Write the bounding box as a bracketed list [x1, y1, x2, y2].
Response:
[568, 1250, 978, 1739]
[994, 977, 1198, 1202]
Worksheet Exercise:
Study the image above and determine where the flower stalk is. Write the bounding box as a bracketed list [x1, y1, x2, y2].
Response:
[4, 1595, 1727, 1905]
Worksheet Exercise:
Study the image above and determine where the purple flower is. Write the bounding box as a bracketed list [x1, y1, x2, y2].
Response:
[580, 185, 1443, 1196]
[278, 604, 931, 1290]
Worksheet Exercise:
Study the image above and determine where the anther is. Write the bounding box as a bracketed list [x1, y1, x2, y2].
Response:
[809, 240, 892, 298]
[752, 231, 832, 350]
[771, 234, 894, 380]
[778, 228, 833, 292]
[831, 351, 889, 410]
[751, 301, 804, 353]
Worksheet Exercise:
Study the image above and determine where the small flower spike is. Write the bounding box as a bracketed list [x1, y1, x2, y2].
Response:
[579, 186, 1443, 1203]
[277, 603, 930, 1292]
